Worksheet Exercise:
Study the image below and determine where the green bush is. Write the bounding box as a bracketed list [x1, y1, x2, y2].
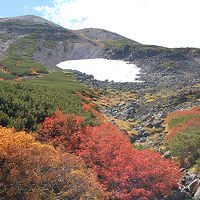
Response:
[0, 72, 99, 132]
[170, 126, 200, 167]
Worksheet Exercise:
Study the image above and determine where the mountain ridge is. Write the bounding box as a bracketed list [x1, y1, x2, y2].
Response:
[0, 14, 199, 89]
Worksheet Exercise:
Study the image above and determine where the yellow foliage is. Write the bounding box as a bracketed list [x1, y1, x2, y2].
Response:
[0, 126, 107, 200]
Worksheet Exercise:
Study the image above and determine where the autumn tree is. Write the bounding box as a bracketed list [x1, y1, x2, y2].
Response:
[0, 126, 107, 200]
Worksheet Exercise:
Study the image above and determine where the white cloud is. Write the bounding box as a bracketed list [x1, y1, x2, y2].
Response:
[34, 0, 200, 48]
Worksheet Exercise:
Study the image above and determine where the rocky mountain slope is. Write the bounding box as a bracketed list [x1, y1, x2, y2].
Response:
[0, 15, 199, 89]
[0, 15, 137, 74]
[0, 15, 200, 200]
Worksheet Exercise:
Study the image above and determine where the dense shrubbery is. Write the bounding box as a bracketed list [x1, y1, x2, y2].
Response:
[0, 126, 106, 200]
[39, 110, 183, 200]
[165, 106, 200, 168]
[0, 72, 99, 131]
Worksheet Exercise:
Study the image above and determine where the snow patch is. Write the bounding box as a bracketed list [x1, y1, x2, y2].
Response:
[57, 58, 141, 82]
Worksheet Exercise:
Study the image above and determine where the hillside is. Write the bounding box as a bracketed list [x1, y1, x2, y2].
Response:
[0, 15, 200, 200]
[0, 15, 199, 89]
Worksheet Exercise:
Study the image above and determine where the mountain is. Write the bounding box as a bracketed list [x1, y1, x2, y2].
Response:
[0, 15, 200, 200]
[74, 28, 139, 44]
[0, 15, 199, 89]
[0, 15, 137, 74]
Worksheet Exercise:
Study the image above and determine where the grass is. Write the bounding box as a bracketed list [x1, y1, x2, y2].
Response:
[0, 36, 48, 78]
[168, 115, 200, 129]
[103, 41, 128, 47]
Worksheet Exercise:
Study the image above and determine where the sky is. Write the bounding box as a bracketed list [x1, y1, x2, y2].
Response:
[0, 0, 200, 48]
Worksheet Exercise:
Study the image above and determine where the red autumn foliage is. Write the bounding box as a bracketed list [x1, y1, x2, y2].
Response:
[82, 101, 105, 121]
[165, 106, 200, 125]
[165, 106, 200, 142]
[38, 110, 84, 152]
[79, 123, 183, 199]
[39, 111, 183, 199]
[82, 101, 93, 112]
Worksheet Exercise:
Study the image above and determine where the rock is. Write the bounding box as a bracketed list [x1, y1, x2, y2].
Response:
[145, 122, 153, 128]
[163, 150, 171, 159]
[194, 186, 200, 200]
[137, 129, 146, 137]
[152, 120, 164, 128]
[141, 114, 152, 122]
[137, 130, 149, 138]
[185, 174, 197, 185]
[165, 189, 190, 200]
[118, 101, 126, 108]
[158, 111, 168, 118]
[139, 137, 146, 143]
[121, 107, 136, 119]
[188, 179, 199, 193]
[126, 102, 138, 109]
[143, 131, 150, 137]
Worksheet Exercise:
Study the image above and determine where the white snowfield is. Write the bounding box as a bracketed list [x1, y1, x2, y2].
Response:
[57, 58, 141, 82]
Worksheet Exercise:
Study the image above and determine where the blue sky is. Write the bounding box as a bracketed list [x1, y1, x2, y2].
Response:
[0, 0, 200, 48]
[0, 0, 53, 18]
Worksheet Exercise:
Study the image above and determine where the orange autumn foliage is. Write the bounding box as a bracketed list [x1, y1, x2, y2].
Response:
[0, 126, 107, 200]
[165, 106, 200, 126]
[75, 91, 91, 101]
[82, 101, 93, 112]
[82, 101, 105, 121]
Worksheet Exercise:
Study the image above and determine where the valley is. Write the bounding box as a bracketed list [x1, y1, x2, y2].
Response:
[0, 15, 199, 200]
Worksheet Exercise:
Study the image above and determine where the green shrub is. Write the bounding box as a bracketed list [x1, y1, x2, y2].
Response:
[170, 126, 200, 167]
[0, 72, 99, 132]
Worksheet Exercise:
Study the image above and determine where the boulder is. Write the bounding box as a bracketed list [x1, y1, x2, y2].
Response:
[118, 101, 126, 108]
[139, 137, 146, 143]
[158, 111, 168, 118]
[152, 120, 164, 128]
[121, 107, 135, 119]
[145, 122, 153, 128]
[137, 129, 146, 137]
[194, 186, 200, 200]
[163, 150, 171, 159]
[126, 102, 138, 109]
[165, 189, 190, 200]
[188, 179, 199, 193]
